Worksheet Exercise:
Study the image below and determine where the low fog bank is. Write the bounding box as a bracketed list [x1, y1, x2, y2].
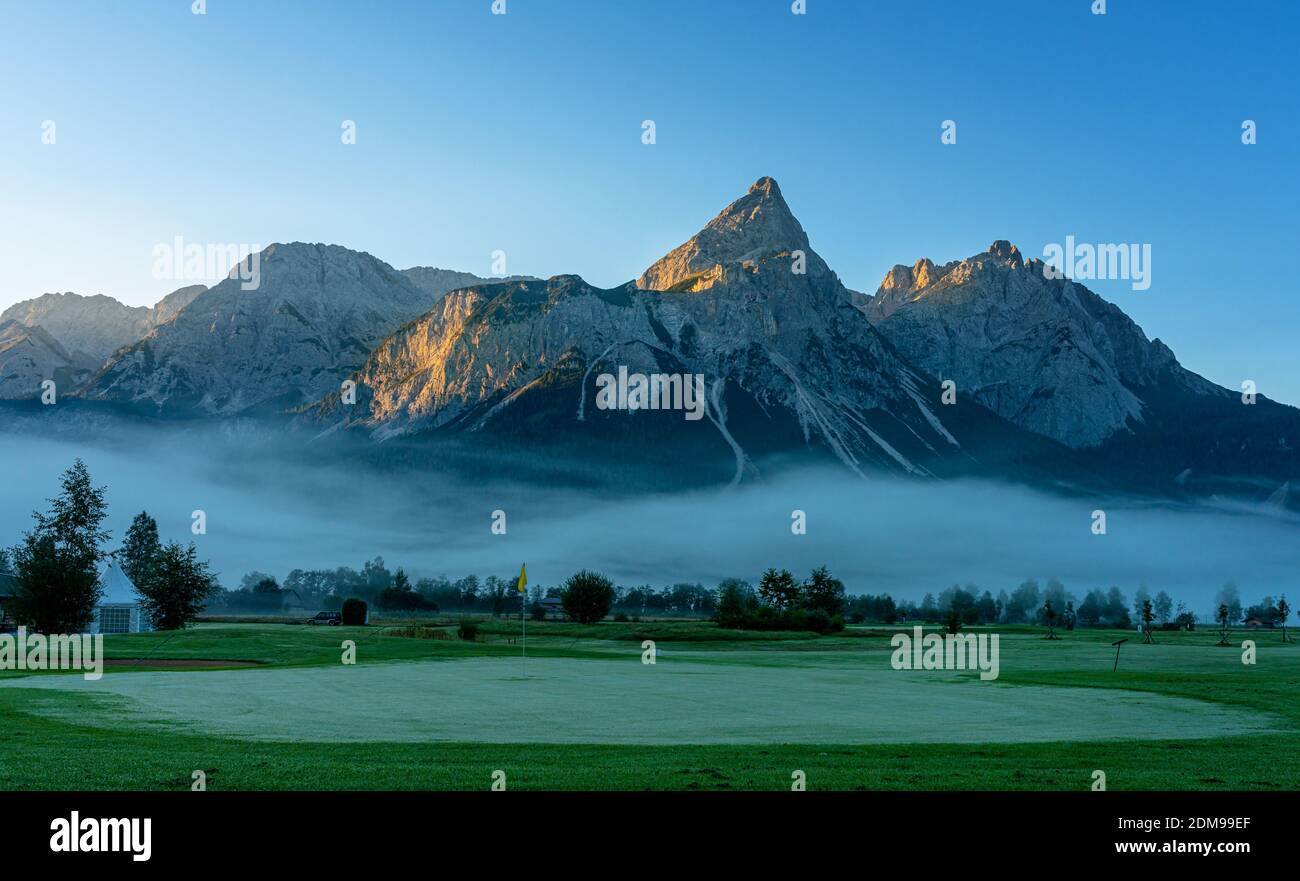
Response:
[1, 427, 1296, 619]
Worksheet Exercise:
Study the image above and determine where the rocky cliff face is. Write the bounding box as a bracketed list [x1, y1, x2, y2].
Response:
[306, 178, 1035, 482]
[0, 320, 98, 398]
[1, 286, 206, 365]
[80, 244, 435, 415]
[862, 242, 1223, 448]
[0, 285, 209, 399]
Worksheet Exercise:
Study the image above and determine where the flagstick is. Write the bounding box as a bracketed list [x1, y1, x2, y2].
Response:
[521, 589, 526, 679]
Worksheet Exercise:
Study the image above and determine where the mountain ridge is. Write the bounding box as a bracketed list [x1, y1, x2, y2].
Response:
[1, 177, 1293, 504]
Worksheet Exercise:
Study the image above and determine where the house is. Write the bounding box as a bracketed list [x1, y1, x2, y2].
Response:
[1242, 617, 1275, 630]
[539, 597, 565, 620]
[89, 562, 153, 634]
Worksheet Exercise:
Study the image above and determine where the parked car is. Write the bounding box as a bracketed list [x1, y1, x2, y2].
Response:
[307, 611, 342, 626]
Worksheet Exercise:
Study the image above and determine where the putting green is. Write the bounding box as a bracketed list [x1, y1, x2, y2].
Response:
[2, 656, 1276, 744]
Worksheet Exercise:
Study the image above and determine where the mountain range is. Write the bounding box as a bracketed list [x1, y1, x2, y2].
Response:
[3, 177, 1296, 504]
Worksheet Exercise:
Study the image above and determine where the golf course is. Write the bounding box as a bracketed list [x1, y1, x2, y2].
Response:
[1, 619, 1296, 790]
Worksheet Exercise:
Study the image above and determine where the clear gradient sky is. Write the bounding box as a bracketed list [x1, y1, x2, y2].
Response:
[1, 0, 1296, 400]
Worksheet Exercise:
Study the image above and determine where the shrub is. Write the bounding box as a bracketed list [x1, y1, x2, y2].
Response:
[457, 618, 480, 641]
[341, 597, 368, 625]
[560, 570, 616, 624]
[389, 625, 453, 640]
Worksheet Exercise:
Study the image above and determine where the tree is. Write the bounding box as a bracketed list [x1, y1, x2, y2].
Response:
[1003, 579, 1040, 624]
[939, 585, 979, 625]
[1140, 599, 1155, 644]
[136, 542, 217, 630]
[1042, 599, 1059, 640]
[714, 578, 756, 628]
[1132, 585, 1151, 627]
[377, 569, 435, 612]
[1216, 603, 1231, 646]
[918, 592, 940, 622]
[1076, 590, 1105, 628]
[561, 570, 615, 624]
[757, 568, 800, 611]
[1215, 582, 1243, 624]
[1063, 600, 1076, 631]
[455, 574, 481, 610]
[1278, 595, 1291, 643]
[483, 575, 511, 616]
[1041, 579, 1072, 626]
[119, 511, 162, 588]
[1153, 590, 1174, 625]
[802, 566, 846, 616]
[1104, 587, 1131, 629]
[10, 460, 109, 633]
[240, 571, 276, 591]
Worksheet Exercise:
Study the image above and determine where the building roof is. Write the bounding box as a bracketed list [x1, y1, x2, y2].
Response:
[98, 562, 140, 605]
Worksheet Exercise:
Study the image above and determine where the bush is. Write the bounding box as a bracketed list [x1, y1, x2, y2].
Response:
[341, 598, 368, 625]
[457, 618, 480, 641]
[389, 625, 453, 640]
[560, 570, 616, 624]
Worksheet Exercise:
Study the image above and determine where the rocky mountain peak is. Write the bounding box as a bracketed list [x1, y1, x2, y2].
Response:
[80, 243, 435, 415]
[987, 240, 1023, 264]
[637, 176, 827, 292]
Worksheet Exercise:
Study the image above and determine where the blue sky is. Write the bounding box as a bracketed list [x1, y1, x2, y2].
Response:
[2, 0, 1297, 401]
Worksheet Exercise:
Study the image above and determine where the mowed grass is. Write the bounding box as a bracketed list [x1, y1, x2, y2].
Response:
[1, 621, 1298, 790]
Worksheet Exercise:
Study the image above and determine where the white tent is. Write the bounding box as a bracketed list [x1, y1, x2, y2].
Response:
[90, 562, 152, 634]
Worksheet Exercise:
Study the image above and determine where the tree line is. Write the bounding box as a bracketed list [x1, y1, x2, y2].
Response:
[212, 563, 719, 617]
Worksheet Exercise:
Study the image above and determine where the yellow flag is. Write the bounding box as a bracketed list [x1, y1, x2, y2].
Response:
[517, 563, 527, 593]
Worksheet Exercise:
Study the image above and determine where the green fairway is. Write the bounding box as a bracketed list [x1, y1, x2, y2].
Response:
[1, 621, 1297, 790]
